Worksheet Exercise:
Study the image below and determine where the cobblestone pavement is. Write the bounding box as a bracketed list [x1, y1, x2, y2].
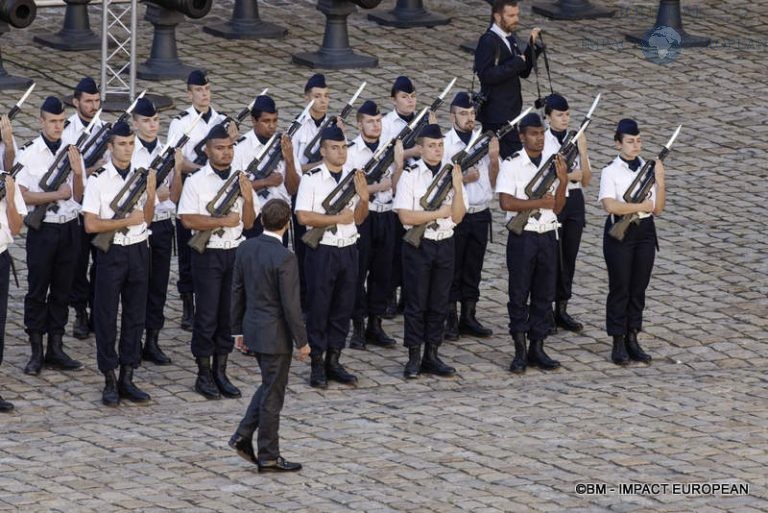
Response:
[1, 0, 766, 511]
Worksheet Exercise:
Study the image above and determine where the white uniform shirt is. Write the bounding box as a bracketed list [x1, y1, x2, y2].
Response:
[177, 163, 260, 248]
[495, 150, 559, 230]
[393, 159, 468, 239]
[295, 163, 359, 246]
[443, 127, 493, 209]
[232, 130, 290, 207]
[0, 181, 28, 253]
[346, 135, 393, 208]
[292, 114, 325, 169]
[132, 136, 175, 217]
[166, 106, 227, 164]
[15, 136, 85, 222]
[543, 128, 582, 193]
[61, 113, 106, 148]
[81, 161, 153, 243]
[598, 155, 655, 220]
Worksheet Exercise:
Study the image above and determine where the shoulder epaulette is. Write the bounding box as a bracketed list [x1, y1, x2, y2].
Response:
[404, 163, 418, 173]
[91, 167, 106, 177]
[506, 151, 521, 161]
[174, 110, 190, 121]
[19, 140, 34, 151]
[347, 140, 356, 147]
[235, 135, 246, 145]
[306, 167, 322, 175]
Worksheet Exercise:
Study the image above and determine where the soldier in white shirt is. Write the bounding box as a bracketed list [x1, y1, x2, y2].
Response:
[62, 77, 106, 342]
[167, 70, 237, 333]
[443, 92, 498, 341]
[599, 118, 665, 366]
[393, 124, 468, 380]
[542, 94, 591, 334]
[496, 113, 566, 374]
[231, 94, 295, 242]
[295, 126, 368, 389]
[0, 162, 27, 413]
[178, 124, 258, 400]
[132, 97, 181, 366]
[16, 96, 85, 377]
[82, 121, 157, 406]
[346, 100, 398, 351]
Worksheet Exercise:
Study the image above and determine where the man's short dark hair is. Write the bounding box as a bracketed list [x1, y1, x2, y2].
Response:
[261, 199, 291, 231]
[492, 0, 518, 14]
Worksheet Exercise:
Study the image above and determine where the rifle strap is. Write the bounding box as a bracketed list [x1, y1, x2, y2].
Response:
[539, 34, 555, 97]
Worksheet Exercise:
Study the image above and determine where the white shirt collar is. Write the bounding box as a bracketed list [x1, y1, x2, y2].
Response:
[491, 23, 512, 39]
[263, 230, 283, 242]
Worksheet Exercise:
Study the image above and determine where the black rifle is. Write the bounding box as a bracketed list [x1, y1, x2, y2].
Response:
[191, 91, 264, 166]
[242, 100, 315, 199]
[302, 81, 366, 164]
[301, 145, 391, 250]
[25, 110, 102, 231]
[187, 170, 247, 254]
[506, 94, 601, 235]
[80, 90, 146, 168]
[364, 107, 428, 187]
[401, 77, 456, 150]
[402, 130, 483, 248]
[0, 82, 35, 142]
[609, 125, 682, 241]
[90, 115, 202, 252]
[459, 106, 533, 170]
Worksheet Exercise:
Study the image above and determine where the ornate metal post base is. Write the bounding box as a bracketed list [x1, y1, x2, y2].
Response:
[368, 0, 450, 28]
[0, 22, 33, 90]
[203, 0, 286, 39]
[34, 0, 100, 51]
[625, 0, 710, 48]
[137, 4, 203, 81]
[532, 0, 615, 20]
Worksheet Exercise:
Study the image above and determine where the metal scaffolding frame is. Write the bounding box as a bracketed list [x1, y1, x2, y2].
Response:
[100, 0, 137, 103]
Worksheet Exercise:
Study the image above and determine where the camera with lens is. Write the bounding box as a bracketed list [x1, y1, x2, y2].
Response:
[471, 91, 488, 111]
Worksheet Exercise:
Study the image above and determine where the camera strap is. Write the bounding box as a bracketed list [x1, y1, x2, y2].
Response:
[532, 33, 554, 107]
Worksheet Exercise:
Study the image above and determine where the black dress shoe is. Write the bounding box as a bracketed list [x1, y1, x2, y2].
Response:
[228, 434, 257, 465]
[258, 456, 302, 473]
[0, 394, 14, 413]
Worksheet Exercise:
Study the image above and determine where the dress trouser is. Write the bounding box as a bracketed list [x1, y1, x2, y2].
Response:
[450, 208, 491, 303]
[402, 238, 454, 348]
[353, 210, 396, 319]
[146, 218, 174, 330]
[556, 189, 586, 302]
[69, 215, 95, 312]
[94, 241, 149, 372]
[25, 219, 80, 335]
[505, 230, 557, 341]
[236, 352, 292, 462]
[190, 247, 236, 357]
[603, 216, 656, 336]
[304, 244, 358, 354]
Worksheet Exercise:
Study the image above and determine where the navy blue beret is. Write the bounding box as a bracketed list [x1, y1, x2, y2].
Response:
[357, 100, 380, 117]
[41, 96, 65, 115]
[251, 95, 277, 116]
[451, 92, 473, 109]
[133, 97, 157, 117]
[110, 121, 133, 138]
[187, 70, 208, 86]
[545, 94, 569, 112]
[205, 124, 230, 142]
[418, 123, 443, 140]
[519, 112, 544, 129]
[304, 73, 327, 92]
[391, 76, 415, 96]
[616, 118, 640, 136]
[75, 77, 99, 95]
[320, 126, 345, 142]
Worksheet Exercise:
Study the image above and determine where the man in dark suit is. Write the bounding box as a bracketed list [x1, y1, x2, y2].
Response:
[474, 0, 541, 159]
[228, 199, 310, 473]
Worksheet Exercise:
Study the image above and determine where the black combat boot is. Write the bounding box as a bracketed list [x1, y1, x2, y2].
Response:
[180, 293, 194, 332]
[143, 329, 171, 365]
[509, 332, 527, 374]
[194, 356, 221, 399]
[45, 333, 83, 371]
[458, 301, 493, 337]
[611, 334, 630, 366]
[0, 394, 14, 413]
[625, 329, 652, 363]
[527, 339, 561, 370]
[325, 349, 358, 385]
[555, 300, 583, 333]
[403, 345, 421, 379]
[212, 353, 242, 398]
[365, 316, 396, 347]
[444, 303, 459, 341]
[348, 318, 366, 350]
[420, 343, 456, 377]
[383, 291, 397, 319]
[117, 365, 151, 403]
[548, 308, 558, 336]
[23, 333, 44, 376]
[309, 352, 327, 389]
[102, 369, 119, 407]
[72, 306, 90, 340]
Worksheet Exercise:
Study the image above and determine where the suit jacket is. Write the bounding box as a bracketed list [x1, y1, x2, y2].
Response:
[474, 29, 536, 125]
[231, 234, 308, 355]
